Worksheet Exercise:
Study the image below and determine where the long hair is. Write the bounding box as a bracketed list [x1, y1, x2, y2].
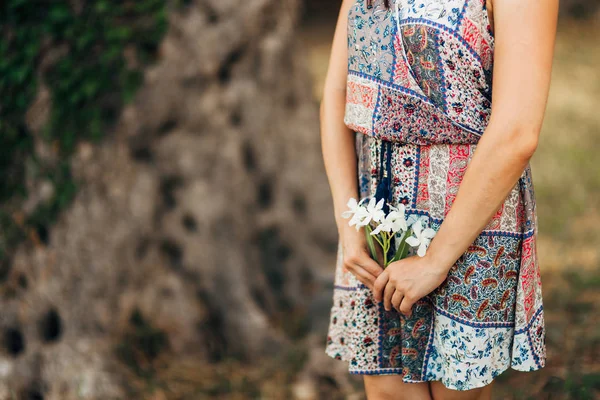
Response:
[367, 0, 391, 9]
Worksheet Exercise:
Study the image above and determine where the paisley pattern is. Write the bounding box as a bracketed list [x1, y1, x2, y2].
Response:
[401, 25, 445, 108]
[326, 0, 546, 391]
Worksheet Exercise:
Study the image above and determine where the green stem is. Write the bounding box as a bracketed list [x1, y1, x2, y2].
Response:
[383, 241, 388, 267]
[367, 228, 391, 267]
[383, 231, 392, 267]
[372, 231, 385, 250]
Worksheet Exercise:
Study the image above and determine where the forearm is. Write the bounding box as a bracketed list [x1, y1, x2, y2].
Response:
[424, 0, 558, 275]
[425, 122, 538, 274]
[320, 89, 358, 232]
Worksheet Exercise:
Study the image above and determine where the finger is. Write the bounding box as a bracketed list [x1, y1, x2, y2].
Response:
[351, 266, 377, 289]
[358, 252, 385, 277]
[373, 270, 389, 302]
[383, 282, 396, 311]
[399, 295, 415, 317]
[391, 290, 404, 311]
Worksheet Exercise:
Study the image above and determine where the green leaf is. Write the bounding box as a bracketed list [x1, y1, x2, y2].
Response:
[390, 228, 412, 264]
[0, 0, 169, 273]
[364, 225, 379, 261]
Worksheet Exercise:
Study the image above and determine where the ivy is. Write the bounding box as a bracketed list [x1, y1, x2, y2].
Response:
[0, 0, 168, 275]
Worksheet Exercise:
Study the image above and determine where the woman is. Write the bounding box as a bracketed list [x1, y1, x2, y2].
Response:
[320, 0, 558, 399]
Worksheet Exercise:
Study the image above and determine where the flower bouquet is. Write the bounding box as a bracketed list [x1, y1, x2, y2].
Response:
[341, 197, 437, 267]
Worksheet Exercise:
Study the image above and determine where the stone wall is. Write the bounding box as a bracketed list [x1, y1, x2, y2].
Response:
[0, 1, 337, 398]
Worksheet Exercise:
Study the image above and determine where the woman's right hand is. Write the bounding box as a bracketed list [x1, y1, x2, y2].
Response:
[340, 225, 385, 291]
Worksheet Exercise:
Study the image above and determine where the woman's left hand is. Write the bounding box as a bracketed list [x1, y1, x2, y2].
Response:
[372, 254, 449, 317]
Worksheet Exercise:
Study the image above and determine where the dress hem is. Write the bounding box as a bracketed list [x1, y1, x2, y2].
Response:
[324, 346, 545, 392]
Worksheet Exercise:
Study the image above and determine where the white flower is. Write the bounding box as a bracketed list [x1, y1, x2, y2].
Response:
[370, 216, 393, 235]
[341, 197, 370, 231]
[341, 197, 362, 219]
[405, 219, 437, 257]
[387, 203, 408, 232]
[362, 197, 385, 226]
[371, 203, 408, 235]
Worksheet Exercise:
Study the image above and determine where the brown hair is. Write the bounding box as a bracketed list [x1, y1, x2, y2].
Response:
[366, 0, 391, 8]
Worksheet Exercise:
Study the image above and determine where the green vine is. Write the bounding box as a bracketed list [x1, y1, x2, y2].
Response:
[0, 0, 168, 275]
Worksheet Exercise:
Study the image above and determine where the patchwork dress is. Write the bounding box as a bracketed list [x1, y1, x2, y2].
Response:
[324, 0, 546, 391]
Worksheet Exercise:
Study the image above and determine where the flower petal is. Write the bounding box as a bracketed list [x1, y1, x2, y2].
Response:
[423, 228, 437, 239]
[406, 214, 419, 226]
[359, 215, 372, 226]
[347, 197, 358, 209]
[367, 197, 376, 210]
[405, 236, 420, 247]
[341, 210, 354, 219]
[412, 220, 423, 237]
[371, 224, 384, 235]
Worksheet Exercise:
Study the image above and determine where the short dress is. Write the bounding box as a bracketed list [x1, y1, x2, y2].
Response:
[324, 0, 546, 391]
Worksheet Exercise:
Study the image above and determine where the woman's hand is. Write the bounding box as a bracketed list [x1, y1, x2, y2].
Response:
[340, 225, 385, 291]
[373, 254, 448, 317]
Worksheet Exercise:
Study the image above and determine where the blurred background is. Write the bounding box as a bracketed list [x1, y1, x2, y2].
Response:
[0, 1, 598, 399]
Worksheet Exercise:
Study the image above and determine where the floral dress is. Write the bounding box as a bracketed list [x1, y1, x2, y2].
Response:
[324, 0, 546, 391]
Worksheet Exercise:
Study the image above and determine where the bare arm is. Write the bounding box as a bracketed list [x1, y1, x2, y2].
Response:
[425, 0, 559, 274]
[321, 0, 384, 287]
[320, 0, 358, 231]
[373, 0, 559, 315]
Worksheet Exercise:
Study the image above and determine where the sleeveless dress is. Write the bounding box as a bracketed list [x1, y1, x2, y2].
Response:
[324, 0, 546, 391]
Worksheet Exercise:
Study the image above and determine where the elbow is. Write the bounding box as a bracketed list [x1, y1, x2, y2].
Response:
[488, 113, 542, 161]
[522, 134, 539, 160]
[507, 126, 540, 161]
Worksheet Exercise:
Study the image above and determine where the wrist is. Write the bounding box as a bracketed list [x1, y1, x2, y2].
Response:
[424, 246, 455, 277]
[338, 221, 359, 239]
